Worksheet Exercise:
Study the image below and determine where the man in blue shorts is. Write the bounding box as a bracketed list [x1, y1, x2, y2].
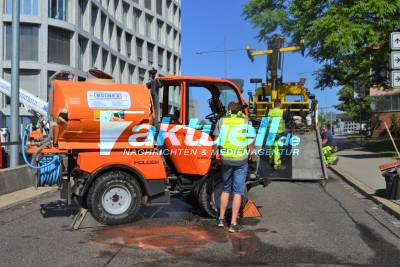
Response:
[214, 102, 253, 233]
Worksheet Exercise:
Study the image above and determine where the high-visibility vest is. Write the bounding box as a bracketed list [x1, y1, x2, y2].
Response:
[218, 112, 249, 162]
[268, 108, 285, 134]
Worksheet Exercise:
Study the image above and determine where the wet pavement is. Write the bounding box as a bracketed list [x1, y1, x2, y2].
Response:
[0, 172, 400, 266]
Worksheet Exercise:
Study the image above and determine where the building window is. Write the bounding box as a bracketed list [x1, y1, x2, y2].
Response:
[113, 0, 119, 13]
[91, 5, 98, 36]
[371, 95, 400, 112]
[166, 0, 172, 21]
[167, 51, 171, 72]
[5, 0, 39, 16]
[101, 14, 106, 42]
[102, 49, 108, 71]
[158, 48, 164, 69]
[167, 25, 172, 48]
[111, 55, 117, 80]
[137, 39, 143, 62]
[116, 28, 122, 53]
[147, 43, 154, 66]
[126, 34, 132, 58]
[78, 37, 88, 70]
[145, 0, 152, 10]
[48, 26, 71, 65]
[78, 0, 88, 29]
[173, 4, 178, 25]
[120, 60, 125, 82]
[4, 23, 39, 61]
[138, 68, 146, 84]
[156, 0, 163, 16]
[145, 15, 153, 39]
[133, 8, 141, 33]
[92, 43, 100, 68]
[157, 20, 163, 43]
[109, 21, 114, 48]
[122, 2, 129, 28]
[129, 65, 135, 83]
[48, 0, 69, 21]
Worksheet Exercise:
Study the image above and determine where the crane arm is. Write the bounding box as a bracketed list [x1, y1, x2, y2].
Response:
[0, 79, 48, 117]
[246, 40, 305, 62]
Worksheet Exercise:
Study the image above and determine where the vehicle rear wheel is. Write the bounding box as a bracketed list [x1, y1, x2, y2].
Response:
[198, 172, 248, 218]
[87, 171, 142, 225]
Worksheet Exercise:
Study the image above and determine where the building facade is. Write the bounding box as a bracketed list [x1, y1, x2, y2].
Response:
[370, 87, 400, 137]
[0, 0, 181, 109]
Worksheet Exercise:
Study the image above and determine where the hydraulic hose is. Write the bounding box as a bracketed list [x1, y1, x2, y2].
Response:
[22, 127, 61, 187]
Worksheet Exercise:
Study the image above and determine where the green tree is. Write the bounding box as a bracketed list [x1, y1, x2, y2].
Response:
[243, 0, 400, 89]
[336, 85, 370, 122]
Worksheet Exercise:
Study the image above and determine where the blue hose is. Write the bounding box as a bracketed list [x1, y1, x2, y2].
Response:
[22, 128, 61, 187]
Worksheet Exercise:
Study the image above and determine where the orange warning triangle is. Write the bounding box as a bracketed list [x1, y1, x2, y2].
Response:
[241, 199, 262, 218]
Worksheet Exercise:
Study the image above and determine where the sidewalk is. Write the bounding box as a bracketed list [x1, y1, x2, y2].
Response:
[0, 187, 57, 210]
[329, 138, 400, 218]
[333, 139, 389, 191]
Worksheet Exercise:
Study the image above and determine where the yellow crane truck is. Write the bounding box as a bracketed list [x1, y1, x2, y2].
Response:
[246, 35, 328, 181]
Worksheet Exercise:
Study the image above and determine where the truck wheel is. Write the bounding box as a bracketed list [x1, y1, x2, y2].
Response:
[87, 171, 142, 225]
[198, 172, 248, 218]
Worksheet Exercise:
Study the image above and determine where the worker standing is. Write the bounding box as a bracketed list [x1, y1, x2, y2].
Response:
[268, 99, 286, 170]
[214, 102, 253, 233]
[321, 124, 338, 165]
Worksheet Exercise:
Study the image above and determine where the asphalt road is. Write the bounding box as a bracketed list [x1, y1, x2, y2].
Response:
[1, 172, 400, 266]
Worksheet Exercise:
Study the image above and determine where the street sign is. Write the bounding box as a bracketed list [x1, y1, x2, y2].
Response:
[391, 51, 400, 69]
[391, 32, 400, 50]
[353, 80, 365, 99]
[391, 71, 400, 88]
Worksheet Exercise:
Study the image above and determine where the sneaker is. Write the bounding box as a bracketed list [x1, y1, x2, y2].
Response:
[228, 224, 243, 233]
[216, 218, 225, 228]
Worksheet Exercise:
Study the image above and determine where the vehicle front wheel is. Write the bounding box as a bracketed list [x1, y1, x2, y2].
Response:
[87, 171, 142, 225]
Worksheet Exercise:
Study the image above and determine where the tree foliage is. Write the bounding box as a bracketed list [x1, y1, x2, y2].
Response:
[243, 0, 400, 117]
[336, 85, 370, 120]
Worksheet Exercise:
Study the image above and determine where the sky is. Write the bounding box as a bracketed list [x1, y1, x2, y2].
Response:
[180, 0, 340, 113]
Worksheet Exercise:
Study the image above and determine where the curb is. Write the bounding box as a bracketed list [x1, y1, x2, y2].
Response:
[0, 187, 58, 211]
[329, 166, 400, 220]
[0, 166, 32, 196]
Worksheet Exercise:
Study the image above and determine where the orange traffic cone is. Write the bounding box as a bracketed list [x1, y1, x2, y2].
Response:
[241, 199, 262, 218]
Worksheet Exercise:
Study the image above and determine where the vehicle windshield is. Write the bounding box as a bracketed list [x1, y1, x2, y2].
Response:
[187, 82, 242, 127]
[217, 83, 243, 115]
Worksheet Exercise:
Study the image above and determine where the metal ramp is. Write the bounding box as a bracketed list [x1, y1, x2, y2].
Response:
[291, 128, 328, 180]
[254, 128, 327, 181]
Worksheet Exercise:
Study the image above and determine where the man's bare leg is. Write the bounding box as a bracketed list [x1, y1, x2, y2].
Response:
[230, 194, 242, 225]
[219, 192, 230, 219]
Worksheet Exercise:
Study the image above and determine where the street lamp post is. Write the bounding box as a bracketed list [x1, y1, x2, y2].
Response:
[10, 0, 21, 167]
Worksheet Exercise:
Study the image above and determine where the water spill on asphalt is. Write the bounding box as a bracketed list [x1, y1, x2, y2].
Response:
[90, 223, 271, 257]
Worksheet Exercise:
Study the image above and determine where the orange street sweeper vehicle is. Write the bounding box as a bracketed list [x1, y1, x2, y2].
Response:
[24, 70, 268, 225]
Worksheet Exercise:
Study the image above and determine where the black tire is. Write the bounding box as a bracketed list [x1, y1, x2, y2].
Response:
[87, 171, 142, 225]
[198, 172, 248, 218]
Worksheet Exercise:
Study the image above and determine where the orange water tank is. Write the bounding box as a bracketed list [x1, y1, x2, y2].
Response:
[52, 80, 154, 150]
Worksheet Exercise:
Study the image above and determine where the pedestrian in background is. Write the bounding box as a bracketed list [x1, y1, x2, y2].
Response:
[321, 123, 338, 165]
[268, 99, 285, 170]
